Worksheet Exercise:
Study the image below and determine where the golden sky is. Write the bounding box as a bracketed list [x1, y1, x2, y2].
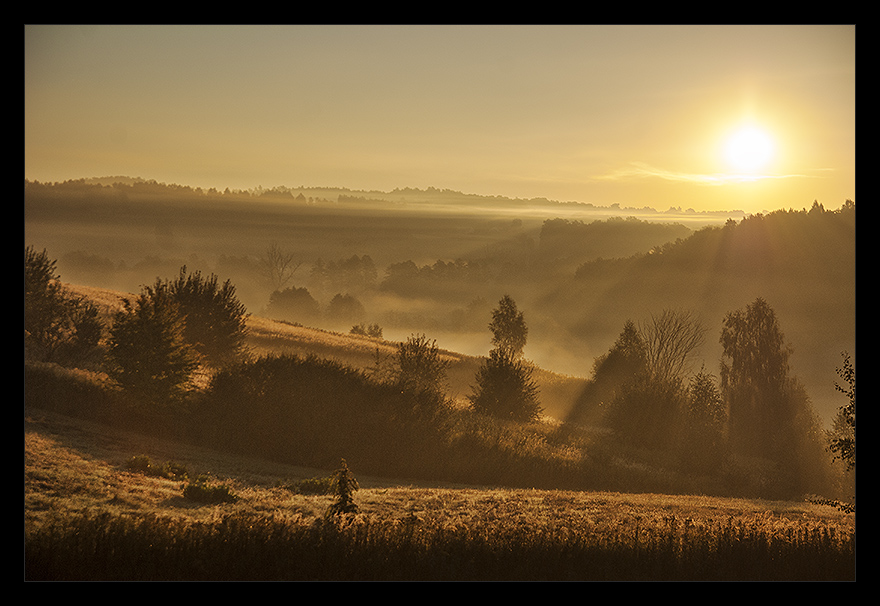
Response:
[24, 25, 855, 214]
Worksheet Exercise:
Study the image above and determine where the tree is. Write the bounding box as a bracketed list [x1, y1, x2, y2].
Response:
[719, 298, 793, 458]
[325, 459, 360, 518]
[568, 320, 646, 427]
[394, 334, 449, 398]
[266, 286, 321, 325]
[640, 309, 705, 386]
[24, 246, 103, 366]
[828, 351, 855, 472]
[469, 348, 542, 422]
[326, 293, 365, 328]
[106, 281, 199, 404]
[680, 366, 727, 472]
[488, 295, 528, 359]
[167, 267, 250, 368]
[258, 242, 301, 292]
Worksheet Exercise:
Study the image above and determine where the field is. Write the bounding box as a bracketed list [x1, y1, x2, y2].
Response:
[24, 405, 855, 581]
[24, 287, 855, 581]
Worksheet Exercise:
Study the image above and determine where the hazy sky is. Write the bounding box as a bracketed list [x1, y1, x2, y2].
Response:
[25, 25, 855, 213]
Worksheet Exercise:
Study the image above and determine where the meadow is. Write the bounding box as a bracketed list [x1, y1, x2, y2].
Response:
[25, 406, 854, 581]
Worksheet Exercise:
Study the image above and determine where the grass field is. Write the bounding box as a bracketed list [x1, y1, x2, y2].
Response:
[25, 283, 855, 581]
[24, 406, 855, 581]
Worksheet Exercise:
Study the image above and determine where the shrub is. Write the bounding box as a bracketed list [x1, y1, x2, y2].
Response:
[182, 475, 238, 504]
[126, 455, 188, 480]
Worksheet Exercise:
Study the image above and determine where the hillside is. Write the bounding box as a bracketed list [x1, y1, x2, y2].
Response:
[27, 180, 855, 427]
[64, 283, 587, 421]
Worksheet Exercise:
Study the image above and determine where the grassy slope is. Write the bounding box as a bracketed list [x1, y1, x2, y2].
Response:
[26, 283, 854, 565]
[65, 282, 587, 419]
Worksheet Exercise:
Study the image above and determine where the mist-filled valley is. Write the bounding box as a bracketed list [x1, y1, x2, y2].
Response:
[25, 178, 854, 427]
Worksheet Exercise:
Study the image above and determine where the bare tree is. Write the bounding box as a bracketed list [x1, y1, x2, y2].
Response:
[258, 242, 302, 292]
[640, 309, 705, 386]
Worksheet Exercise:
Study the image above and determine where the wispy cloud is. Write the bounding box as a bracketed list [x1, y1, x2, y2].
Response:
[595, 162, 819, 186]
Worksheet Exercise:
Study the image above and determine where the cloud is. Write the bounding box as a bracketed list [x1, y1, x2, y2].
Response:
[595, 162, 817, 186]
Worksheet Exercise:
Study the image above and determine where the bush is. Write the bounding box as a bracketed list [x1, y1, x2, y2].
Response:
[24, 246, 103, 367]
[197, 354, 451, 475]
[182, 475, 238, 504]
[126, 455, 188, 480]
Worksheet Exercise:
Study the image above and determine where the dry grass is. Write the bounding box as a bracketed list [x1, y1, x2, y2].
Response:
[25, 406, 854, 580]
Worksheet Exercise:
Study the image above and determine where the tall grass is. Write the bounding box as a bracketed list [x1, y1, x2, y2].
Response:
[25, 509, 855, 581]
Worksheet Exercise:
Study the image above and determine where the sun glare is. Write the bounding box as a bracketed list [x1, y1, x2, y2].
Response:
[723, 125, 775, 174]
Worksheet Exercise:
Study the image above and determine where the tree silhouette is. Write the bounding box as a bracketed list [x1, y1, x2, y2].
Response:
[394, 333, 449, 398]
[469, 348, 542, 422]
[167, 267, 250, 368]
[325, 459, 359, 517]
[488, 295, 528, 359]
[258, 242, 301, 292]
[24, 246, 103, 367]
[828, 351, 855, 472]
[106, 281, 199, 404]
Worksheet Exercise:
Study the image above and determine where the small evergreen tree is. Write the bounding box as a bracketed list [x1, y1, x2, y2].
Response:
[106, 281, 199, 404]
[469, 348, 542, 422]
[325, 459, 359, 517]
[680, 366, 727, 472]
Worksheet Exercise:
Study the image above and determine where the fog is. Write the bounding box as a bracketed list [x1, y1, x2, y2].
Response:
[24, 178, 854, 426]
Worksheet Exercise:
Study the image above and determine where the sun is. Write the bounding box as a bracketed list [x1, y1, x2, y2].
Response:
[722, 125, 775, 174]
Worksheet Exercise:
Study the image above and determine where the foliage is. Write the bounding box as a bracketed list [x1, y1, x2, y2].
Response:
[281, 476, 334, 495]
[266, 285, 321, 325]
[182, 475, 238, 504]
[469, 348, 542, 423]
[326, 293, 365, 327]
[489, 294, 528, 359]
[198, 354, 450, 475]
[394, 333, 449, 398]
[167, 266, 250, 368]
[105, 281, 200, 404]
[640, 309, 705, 386]
[126, 455, 189, 480]
[350, 323, 383, 338]
[606, 373, 685, 451]
[24, 246, 103, 367]
[568, 320, 646, 426]
[828, 351, 855, 472]
[679, 367, 727, 472]
[719, 298, 794, 458]
[325, 459, 359, 517]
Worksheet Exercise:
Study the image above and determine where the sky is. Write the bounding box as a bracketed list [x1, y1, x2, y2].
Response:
[24, 25, 855, 214]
